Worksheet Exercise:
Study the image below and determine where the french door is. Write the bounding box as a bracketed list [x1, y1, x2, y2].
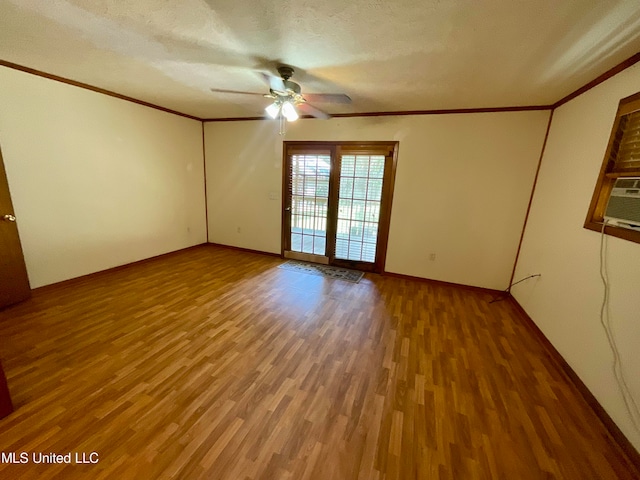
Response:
[282, 142, 397, 273]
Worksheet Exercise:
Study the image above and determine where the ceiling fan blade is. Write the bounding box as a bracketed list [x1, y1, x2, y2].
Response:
[259, 72, 286, 93]
[302, 93, 352, 104]
[210, 88, 265, 96]
[297, 103, 331, 120]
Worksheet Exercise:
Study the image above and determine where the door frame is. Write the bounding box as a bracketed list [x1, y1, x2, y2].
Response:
[281, 141, 399, 274]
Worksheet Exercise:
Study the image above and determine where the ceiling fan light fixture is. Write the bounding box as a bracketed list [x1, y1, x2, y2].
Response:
[265, 102, 280, 119]
[282, 101, 299, 122]
[211, 64, 348, 124]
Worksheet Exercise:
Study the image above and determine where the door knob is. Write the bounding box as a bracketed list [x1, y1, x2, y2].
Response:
[2, 214, 15, 222]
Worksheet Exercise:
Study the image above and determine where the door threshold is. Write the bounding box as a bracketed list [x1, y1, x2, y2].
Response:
[283, 251, 330, 265]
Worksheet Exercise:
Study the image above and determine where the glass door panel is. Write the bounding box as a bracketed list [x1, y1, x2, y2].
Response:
[335, 155, 385, 264]
[284, 153, 331, 263]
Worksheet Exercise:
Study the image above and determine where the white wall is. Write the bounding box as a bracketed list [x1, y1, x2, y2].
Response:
[0, 67, 206, 288]
[512, 63, 640, 450]
[204, 111, 550, 289]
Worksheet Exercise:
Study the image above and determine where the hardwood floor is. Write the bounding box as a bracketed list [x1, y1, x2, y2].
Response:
[0, 245, 637, 479]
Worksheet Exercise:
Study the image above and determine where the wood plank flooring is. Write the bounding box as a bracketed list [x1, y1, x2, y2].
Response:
[0, 245, 637, 479]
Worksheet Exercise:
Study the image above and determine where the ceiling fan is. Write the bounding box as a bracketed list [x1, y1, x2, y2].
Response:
[210, 66, 351, 126]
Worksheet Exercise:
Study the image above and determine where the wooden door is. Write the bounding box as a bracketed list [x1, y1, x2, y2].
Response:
[0, 360, 13, 418]
[0, 146, 31, 308]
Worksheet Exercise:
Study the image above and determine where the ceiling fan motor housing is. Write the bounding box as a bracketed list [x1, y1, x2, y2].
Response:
[283, 80, 301, 95]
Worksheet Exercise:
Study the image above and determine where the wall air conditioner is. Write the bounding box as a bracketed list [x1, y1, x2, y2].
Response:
[604, 177, 640, 230]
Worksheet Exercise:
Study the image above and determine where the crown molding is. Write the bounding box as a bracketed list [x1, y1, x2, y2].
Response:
[4, 50, 640, 122]
[0, 60, 200, 121]
[553, 51, 640, 109]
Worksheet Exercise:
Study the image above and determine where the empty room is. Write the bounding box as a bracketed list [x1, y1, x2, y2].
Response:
[1, 1, 640, 479]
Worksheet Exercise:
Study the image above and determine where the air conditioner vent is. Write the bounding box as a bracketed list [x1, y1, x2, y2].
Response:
[604, 176, 640, 229]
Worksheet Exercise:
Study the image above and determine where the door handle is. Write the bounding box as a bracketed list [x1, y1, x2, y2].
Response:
[284, 207, 291, 211]
[2, 214, 16, 222]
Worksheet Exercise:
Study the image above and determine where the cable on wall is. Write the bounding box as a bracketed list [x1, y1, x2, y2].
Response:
[599, 220, 640, 434]
[489, 274, 541, 303]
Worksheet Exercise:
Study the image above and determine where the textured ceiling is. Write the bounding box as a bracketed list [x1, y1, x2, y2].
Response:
[1, 0, 640, 119]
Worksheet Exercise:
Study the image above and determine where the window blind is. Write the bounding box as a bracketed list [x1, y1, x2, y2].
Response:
[612, 109, 640, 172]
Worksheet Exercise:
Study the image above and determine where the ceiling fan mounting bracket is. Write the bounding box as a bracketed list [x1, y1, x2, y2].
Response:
[277, 66, 295, 81]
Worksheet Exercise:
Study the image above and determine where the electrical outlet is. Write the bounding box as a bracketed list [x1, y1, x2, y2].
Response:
[429, 253, 436, 261]
[236, 227, 242, 234]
